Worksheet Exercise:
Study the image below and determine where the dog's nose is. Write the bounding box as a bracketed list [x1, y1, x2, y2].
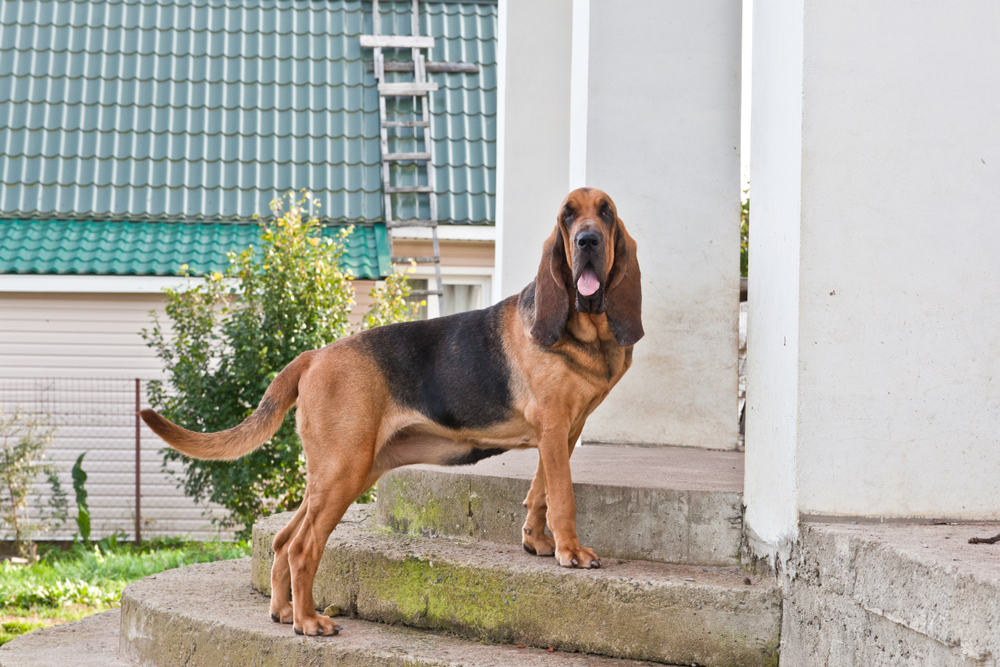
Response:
[576, 231, 601, 251]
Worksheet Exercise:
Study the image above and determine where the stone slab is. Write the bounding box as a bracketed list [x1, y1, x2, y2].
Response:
[120, 558, 663, 667]
[783, 521, 1000, 665]
[376, 445, 744, 566]
[0, 609, 133, 667]
[252, 505, 780, 666]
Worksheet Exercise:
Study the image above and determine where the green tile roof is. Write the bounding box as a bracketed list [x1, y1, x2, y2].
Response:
[0, 0, 497, 225]
[0, 219, 392, 280]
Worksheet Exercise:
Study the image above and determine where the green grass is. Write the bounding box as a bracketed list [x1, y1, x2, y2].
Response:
[0, 535, 250, 646]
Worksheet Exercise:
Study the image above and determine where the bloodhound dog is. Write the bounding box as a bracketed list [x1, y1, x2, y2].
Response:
[139, 187, 643, 636]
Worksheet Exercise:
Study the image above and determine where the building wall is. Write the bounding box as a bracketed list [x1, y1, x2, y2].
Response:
[580, 0, 742, 447]
[0, 279, 396, 540]
[0, 291, 231, 540]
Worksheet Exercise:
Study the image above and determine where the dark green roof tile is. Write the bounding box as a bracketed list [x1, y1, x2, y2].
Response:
[0, 0, 496, 226]
[0, 219, 390, 279]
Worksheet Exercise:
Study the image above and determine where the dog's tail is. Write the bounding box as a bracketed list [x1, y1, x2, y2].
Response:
[138, 351, 314, 461]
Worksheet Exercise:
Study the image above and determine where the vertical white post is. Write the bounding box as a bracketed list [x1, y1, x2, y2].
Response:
[745, 0, 1000, 566]
[568, 0, 589, 190]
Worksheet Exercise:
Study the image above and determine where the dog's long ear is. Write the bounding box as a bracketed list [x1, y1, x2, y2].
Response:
[530, 228, 571, 347]
[605, 219, 644, 347]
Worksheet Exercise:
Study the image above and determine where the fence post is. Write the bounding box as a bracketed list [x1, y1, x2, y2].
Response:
[135, 378, 141, 545]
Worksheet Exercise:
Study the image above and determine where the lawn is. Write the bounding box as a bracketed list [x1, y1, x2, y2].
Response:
[0, 535, 250, 646]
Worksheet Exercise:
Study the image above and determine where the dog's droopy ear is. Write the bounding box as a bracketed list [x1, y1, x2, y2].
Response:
[530, 228, 570, 347]
[605, 220, 644, 347]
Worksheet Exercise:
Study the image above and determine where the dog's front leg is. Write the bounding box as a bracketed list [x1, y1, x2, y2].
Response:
[535, 425, 600, 568]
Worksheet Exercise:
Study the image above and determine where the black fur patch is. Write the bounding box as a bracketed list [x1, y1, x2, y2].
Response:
[359, 302, 514, 430]
[444, 446, 507, 467]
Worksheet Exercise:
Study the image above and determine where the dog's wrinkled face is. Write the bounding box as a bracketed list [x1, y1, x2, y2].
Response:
[530, 187, 643, 349]
[558, 188, 618, 314]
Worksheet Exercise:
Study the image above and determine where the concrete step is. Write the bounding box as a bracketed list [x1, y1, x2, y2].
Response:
[119, 558, 664, 667]
[782, 521, 1000, 666]
[0, 609, 134, 667]
[252, 505, 781, 666]
[375, 445, 745, 566]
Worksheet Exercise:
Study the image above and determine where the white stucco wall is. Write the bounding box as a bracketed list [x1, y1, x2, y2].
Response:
[746, 0, 1000, 551]
[499, 0, 743, 448]
[796, 1, 1000, 520]
[580, 0, 742, 447]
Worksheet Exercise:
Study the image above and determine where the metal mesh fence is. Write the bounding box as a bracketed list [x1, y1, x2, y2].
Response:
[0, 378, 232, 542]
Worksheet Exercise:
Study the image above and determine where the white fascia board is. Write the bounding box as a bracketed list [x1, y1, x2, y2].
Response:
[390, 226, 496, 241]
[396, 265, 495, 278]
[0, 274, 199, 294]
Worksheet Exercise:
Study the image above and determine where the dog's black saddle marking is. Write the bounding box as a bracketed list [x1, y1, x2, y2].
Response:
[360, 303, 514, 430]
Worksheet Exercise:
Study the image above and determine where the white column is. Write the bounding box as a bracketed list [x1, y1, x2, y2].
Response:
[495, 0, 573, 301]
[746, 0, 1000, 563]
[581, 0, 743, 447]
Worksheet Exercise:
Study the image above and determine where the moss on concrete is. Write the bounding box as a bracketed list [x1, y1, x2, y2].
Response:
[253, 508, 782, 667]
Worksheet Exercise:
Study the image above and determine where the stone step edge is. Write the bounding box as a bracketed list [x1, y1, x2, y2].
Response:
[0, 609, 134, 667]
[788, 522, 1000, 662]
[251, 505, 781, 667]
[374, 466, 744, 566]
[119, 558, 664, 667]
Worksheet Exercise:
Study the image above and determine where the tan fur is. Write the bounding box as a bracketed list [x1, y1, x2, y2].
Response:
[138, 351, 314, 461]
[138, 187, 641, 637]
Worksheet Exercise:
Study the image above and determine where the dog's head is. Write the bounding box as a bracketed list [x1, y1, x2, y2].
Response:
[531, 187, 643, 348]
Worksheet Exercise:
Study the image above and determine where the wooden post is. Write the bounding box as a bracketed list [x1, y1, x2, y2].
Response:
[135, 378, 141, 546]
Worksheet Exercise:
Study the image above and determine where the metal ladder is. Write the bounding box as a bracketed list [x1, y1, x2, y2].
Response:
[362, 0, 443, 312]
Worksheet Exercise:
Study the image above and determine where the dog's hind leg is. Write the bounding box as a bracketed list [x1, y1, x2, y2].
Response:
[286, 449, 375, 636]
[522, 457, 556, 556]
[269, 487, 308, 624]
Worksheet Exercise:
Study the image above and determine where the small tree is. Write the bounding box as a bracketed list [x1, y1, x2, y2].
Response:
[143, 192, 418, 538]
[0, 407, 65, 558]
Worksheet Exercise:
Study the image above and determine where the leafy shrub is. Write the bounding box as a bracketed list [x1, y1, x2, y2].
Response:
[143, 193, 418, 538]
[71, 453, 90, 542]
[741, 195, 749, 278]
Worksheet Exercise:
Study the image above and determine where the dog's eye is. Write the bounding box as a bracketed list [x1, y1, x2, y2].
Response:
[563, 210, 575, 225]
[600, 206, 613, 222]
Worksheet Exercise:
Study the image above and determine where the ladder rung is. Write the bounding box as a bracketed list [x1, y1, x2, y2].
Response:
[360, 35, 435, 49]
[384, 152, 431, 161]
[385, 185, 434, 194]
[392, 256, 438, 264]
[369, 62, 480, 74]
[379, 82, 439, 96]
[386, 219, 437, 229]
[410, 289, 443, 297]
[384, 120, 430, 128]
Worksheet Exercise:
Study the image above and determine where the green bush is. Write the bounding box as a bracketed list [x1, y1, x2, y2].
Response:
[142, 193, 417, 539]
[741, 195, 749, 278]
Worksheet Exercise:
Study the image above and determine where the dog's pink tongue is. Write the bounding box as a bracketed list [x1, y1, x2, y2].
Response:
[577, 269, 600, 296]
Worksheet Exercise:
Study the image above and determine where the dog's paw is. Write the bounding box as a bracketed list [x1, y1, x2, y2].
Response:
[522, 527, 556, 557]
[269, 603, 294, 624]
[556, 544, 601, 569]
[293, 613, 341, 637]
